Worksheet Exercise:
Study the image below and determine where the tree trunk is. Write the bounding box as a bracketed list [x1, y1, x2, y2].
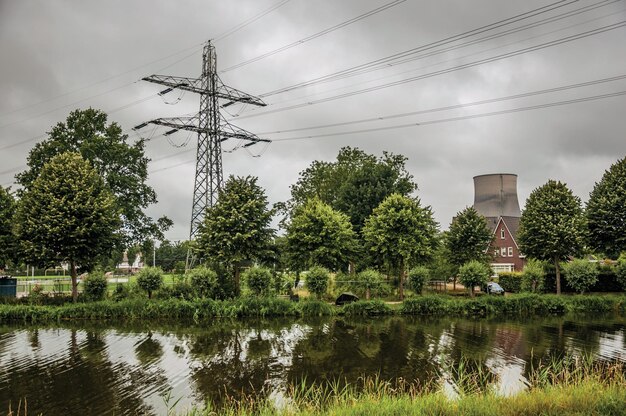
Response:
[554, 257, 561, 295]
[366, 287, 371, 300]
[70, 261, 78, 303]
[453, 276, 457, 291]
[469, 285, 475, 298]
[398, 260, 405, 301]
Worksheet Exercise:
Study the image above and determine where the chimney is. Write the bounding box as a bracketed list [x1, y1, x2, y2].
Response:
[473, 174, 521, 218]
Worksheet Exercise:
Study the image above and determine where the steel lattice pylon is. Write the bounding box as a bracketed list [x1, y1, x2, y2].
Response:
[136, 41, 268, 267]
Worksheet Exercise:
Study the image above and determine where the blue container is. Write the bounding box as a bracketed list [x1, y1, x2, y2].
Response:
[0, 276, 17, 297]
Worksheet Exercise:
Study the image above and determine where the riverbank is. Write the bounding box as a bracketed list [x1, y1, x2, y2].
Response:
[1, 294, 626, 323]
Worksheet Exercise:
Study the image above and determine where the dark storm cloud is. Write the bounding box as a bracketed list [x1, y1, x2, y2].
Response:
[1, 0, 625, 240]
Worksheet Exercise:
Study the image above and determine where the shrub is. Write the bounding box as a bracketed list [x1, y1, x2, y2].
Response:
[83, 271, 108, 301]
[243, 266, 272, 296]
[188, 266, 218, 298]
[400, 296, 448, 315]
[616, 253, 626, 291]
[521, 259, 545, 293]
[341, 300, 391, 316]
[408, 266, 430, 295]
[272, 272, 291, 296]
[306, 266, 329, 299]
[563, 259, 599, 294]
[357, 269, 383, 300]
[499, 272, 523, 293]
[458, 261, 491, 297]
[298, 299, 335, 317]
[136, 267, 164, 299]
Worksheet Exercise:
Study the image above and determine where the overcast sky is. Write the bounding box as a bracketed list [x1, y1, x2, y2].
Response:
[1, 0, 625, 241]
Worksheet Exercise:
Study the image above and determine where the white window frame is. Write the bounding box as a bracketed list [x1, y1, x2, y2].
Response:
[507, 247, 513, 257]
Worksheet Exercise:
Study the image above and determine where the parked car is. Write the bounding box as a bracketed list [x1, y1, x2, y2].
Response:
[485, 282, 505, 295]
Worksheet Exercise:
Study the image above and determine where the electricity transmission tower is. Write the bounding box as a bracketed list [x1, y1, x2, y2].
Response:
[135, 40, 268, 267]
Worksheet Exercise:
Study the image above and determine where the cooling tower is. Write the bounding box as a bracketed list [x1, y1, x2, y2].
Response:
[473, 174, 521, 218]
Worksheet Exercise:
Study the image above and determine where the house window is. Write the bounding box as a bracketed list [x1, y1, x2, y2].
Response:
[500, 228, 505, 239]
[508, 247, 513, 257]
[501, 247, 508, 257]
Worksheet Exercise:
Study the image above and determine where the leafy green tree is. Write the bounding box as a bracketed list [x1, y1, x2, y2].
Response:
[586, 157, 626, 259]
[458, 260, 491, 297]
[196, 175, 275, 293]
[306, 266, 330, 299]
[615, 253, 626, 291]
[445, 207, 493, 288]
[356, 269, 383, 300]
[363, 194, 438, 300]
[188, 266, 218, 298]
[563, 259, 599, 294]
[83, 270, 108, 301]
[155, 240, 189, 272]
[0, 187, 16, 269]
[136, 266, 163, 299]
[15, 153, 120, 302]
[518, 180, 586, 295]
[521, 258, 545, 293]
[287, 147, 416, 234]
[285, 198, 358, 272]
[16, 108, 171, 246]
[408, 266, 430, 295]
[243, 266, 272, 296]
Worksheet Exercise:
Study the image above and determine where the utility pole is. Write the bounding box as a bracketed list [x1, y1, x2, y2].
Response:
[135, 41, 269, 269]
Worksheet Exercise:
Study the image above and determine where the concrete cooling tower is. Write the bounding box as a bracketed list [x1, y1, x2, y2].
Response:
[473, 174, 521, 218]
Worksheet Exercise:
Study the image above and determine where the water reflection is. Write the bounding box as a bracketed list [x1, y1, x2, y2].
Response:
[0, 315, 625, 415]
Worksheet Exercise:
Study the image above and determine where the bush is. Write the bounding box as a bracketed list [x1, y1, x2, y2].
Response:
[400, 296, 448, 315]
[499, 272, 523, 293]
[521, 259, 545, 293]
[83, 271, 108, 301]
[306, 266, 329, 299]
[188, 266, 218, 298]
[458, 261, 491, 297]
[408, 266, 430, 295]
[136, 267, 164, 299]
[356, 269, 383, 300]
[243, 266, 272, 296]
[563, 259, 599, 294]
[341, 300, 391, 316]
[616, 254, 626, 291]
[298, 299, 335, 317]
[272, 272, 291, 296]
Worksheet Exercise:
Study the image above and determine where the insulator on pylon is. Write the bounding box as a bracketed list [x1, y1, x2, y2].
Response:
[158, 88, 174, 96]
[133, 122, 149, 130]
[163, 129, 179, 136]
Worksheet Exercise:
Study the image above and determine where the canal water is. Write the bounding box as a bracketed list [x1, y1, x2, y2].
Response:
[1, 315, 625, 415]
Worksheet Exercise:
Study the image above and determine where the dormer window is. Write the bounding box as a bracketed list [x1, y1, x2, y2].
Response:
[500, 228, 505, 239]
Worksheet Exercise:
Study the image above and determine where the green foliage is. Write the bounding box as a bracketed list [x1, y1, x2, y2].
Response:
[16, 108, 170, 245]
[408, 266, 430, 294]
[521, 259, 545, 293]
[0, 187, 16, 268]
[363, 193, 438, 299]
[83, 271, 108, 301]
[306, 266, 330, 299]
[136, 267, 163, 298]
[356, 269, 383, 300]
[285, 198, 357, 271]
[445, 207, 493, 270]
[188, 266, 218, 298]
[243, 266, 273, 296]
[616, 253, 626, 291]
[196, 175, 274, 293]
[288, 147, 417, 234]
[518, 180, 586, 294]
[14, 152, 120, 302]
[340, 299, 391, 316]
[155, 240, 189, 272]
[458, 261, 491, 297]
[298, 299, 335, 317]
[563, 259, 599, 294]
[400, 296, 448, 315]
[586, 157, 626, 258]
[498, 272, 523, 293]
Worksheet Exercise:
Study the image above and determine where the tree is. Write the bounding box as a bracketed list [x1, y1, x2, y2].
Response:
[243, 266, 273, 296]
[16, 108, 171, 246]
[445, 207, 493, 288]
[188, 266, 218, 298]
[586, 157, 626, 259]
[306, 266, 330, 299]
[356, 269, 383, 300]
[287, 147, 416, 234]
[615, 253, 626, 291]
[408, 266, 430, 295]
[521, 258, 545, 293]
[15, 152, 120, 302]
[458, 260, 491, 297]
[563, 259, 599, 294]
[196, 176, 274, 293]
[0, 187, 16, 269]
[363, 194, 438, 300]
[155, 240, 189, 272]
[136, 266, 163, 299]
[518, 180, 586, 295]
[285, 198, 358, 272]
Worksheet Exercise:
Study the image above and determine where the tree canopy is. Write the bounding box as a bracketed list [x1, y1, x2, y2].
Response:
[16, 108, 171, 246]
[287, 147, 417, 233]
[363, 193, 438, 299]
[15, 152, 121, 301]
[196, 175, 275, 292]
[0, 187, 16, 269]
[518, 180, 586, 294]
[285, 198, 358, 272]
[445, 207, 493, 270]
[586, 156, 626, 259]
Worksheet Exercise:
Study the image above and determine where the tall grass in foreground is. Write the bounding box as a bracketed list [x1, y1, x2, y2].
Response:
[181, 356, 626, 416]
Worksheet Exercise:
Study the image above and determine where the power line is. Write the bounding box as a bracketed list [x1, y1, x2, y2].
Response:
[213, 0, 293, 42]
[220, 0, 408, 72]
[234, 20, 626, 119]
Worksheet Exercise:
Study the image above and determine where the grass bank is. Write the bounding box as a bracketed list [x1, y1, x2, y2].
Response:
[1, 294, 625, 323]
